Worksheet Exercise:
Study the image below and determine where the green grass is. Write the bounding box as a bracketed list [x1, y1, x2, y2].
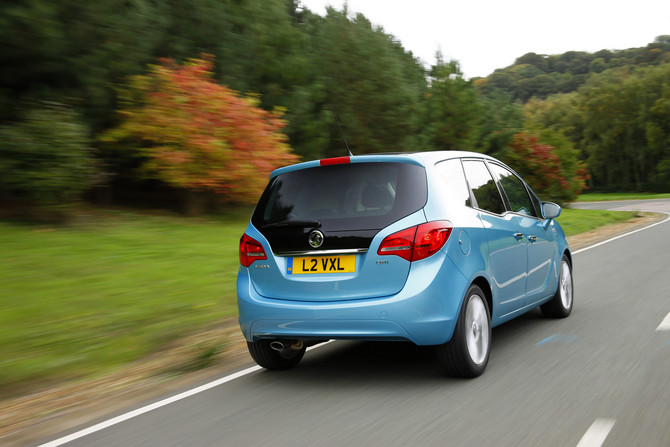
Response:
[556, 208, 638, 236]
[0, 206, 643, 396]
[576, 192, 670, 202]
[0, 208, 251, 396]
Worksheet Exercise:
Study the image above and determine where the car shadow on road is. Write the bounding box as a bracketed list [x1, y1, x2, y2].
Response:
[253, 307, 551, 386]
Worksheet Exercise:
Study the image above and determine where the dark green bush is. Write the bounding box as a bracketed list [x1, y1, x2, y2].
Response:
[0, 103, 97, 220]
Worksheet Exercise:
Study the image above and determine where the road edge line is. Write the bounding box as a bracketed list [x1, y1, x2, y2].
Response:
[36, 365, 261, 447]
[573, 212, 670, 255]
[37, 339, 336, 447]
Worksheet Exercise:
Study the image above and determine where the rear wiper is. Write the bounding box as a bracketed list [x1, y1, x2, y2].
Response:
[261, 220, 322, 229]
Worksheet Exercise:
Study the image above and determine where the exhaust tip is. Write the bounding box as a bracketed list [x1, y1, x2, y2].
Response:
[269, 341, 285, 351]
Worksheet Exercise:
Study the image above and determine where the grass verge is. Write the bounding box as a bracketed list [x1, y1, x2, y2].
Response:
[0, 208, 251, 398]
[576, 192, 670, 202]
[0, 205, 645, 397]
[556, 208, 637, 236]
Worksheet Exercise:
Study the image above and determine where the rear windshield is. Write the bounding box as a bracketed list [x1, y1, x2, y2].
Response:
[252, 162, 427, 231]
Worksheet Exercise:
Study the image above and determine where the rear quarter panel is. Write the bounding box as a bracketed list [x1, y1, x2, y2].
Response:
[422, 164, 493, 317]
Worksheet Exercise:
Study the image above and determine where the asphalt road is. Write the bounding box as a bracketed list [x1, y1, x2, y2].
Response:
[36, 200, 670, 447]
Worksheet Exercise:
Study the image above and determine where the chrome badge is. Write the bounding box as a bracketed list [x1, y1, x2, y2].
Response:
[308, 230, 324, 248]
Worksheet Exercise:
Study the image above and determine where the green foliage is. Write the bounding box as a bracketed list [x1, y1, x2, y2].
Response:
[423, 57, 482, 151]
[101, 56, 298, 208]
[478, 37, 670, 103]
[296, 8, 426, 157]
[523, 61, 670, 193]
[3, 0, 670, 209]
[501, 132, 586, 204]
[577, 192, 670, 201]
[0, 209, 248, 395]
[474, 89, 523, 155]
[579, 64, 670, 191]
[0, 103, 97, 219]
[0, 0, 168, 131]
[556, 209, 637, 237]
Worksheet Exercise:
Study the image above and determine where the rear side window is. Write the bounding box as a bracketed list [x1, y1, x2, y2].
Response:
[252, 162, 427, 231]
[435, 159, 472, 207]
[462, 160, 505, 215]
[488, 163, 539, 217]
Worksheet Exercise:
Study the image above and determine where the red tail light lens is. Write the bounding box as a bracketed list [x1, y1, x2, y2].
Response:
[413, 221, 453, 261]
[378, 221, 452, 262]
[377, 226, 416, 262]
[239, 234, 267, 267]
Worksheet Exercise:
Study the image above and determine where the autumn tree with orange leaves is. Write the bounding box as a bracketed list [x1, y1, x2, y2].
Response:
[101, 55, 298, 210]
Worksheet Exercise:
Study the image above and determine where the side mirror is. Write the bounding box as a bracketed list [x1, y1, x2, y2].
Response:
[542, 202, 562, 219]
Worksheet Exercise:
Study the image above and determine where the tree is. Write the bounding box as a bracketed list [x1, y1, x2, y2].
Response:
[501, 132, 585, 204]
[0, 0, 169, 131]
[296, 8, 426, 157]
[100, 56, 298, 210]
[0, 103, 97, 219]
[423, 56, 482, 151]
[474, 90, 523, 155]
[579, 65, 670, 191]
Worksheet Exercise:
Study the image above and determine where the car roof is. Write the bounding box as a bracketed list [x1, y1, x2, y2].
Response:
[269, 151, 497, 179]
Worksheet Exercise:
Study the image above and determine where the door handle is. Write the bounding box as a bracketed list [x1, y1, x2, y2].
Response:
[514, 233, 524, 240]
[528, 235, 537, 242]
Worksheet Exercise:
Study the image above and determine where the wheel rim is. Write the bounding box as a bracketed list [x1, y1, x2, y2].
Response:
[465, 294, 490, 365]
[559, 260, 573, 310]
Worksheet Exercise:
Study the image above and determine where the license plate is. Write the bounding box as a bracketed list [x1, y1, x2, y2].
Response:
[287, 255, 355, 275]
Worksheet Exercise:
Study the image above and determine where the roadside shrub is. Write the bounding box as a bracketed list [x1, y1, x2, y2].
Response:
[0, 103, 97, 220]
[502, 131, 587, 205]
[100, 55, 298, 212]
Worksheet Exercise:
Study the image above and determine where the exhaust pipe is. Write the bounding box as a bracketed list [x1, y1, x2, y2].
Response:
[269, 341, 285, 351]
[269, 340, 303, 351]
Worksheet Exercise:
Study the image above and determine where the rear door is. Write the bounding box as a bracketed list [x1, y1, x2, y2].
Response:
[247, 161, 428, 301]
[462, 160, 528, 317]
[487, 163, 556, 304]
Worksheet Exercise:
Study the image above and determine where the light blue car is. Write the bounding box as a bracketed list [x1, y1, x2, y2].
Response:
[237, 151, 572, 377]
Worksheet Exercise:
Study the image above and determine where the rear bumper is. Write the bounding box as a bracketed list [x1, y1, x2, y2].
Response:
[237, 255, 470, 346]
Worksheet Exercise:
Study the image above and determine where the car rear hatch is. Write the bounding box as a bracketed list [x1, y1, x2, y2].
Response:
[246, 158, 428, 301]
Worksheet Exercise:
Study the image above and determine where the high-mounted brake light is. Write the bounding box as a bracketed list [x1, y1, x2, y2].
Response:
[378, 221, 452, 262]
[239, 234, 267, 267]
[320, 156, 350, 166]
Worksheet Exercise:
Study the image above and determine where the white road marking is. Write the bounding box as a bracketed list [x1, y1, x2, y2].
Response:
[573, 212, 670, 255]
[37, 211, 670, 446]
[657, 312, 670, 331]
[38, 340, 334, 447]
[37, 365, 261, 447]
[576, 418, 615, 447]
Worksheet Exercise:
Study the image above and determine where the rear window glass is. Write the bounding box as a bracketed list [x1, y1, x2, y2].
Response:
[252, 162, 427, 231]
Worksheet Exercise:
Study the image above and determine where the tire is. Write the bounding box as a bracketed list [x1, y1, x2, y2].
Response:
[437, 285, 491, 378]
[247, 340, 306, 370]
[540, 255, 573, 318]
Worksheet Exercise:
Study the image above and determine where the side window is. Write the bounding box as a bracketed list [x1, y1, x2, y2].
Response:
[462, 160, 506, 215]
[435, 159, 472, 207]
[488, 163, 538, 218]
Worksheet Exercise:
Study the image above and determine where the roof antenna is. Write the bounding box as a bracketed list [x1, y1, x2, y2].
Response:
[331, 107, 353, 156]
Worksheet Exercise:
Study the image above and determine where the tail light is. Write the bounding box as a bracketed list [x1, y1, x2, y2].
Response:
[240, 234, 267, 267]
[378, 221, 452, 262]
[320, 156, 350, 166]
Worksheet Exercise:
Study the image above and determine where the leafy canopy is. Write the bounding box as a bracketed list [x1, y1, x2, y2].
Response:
[502, 132, 587, 204]
[101, 55, 298, 205]
[0, 103, 97, 218]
